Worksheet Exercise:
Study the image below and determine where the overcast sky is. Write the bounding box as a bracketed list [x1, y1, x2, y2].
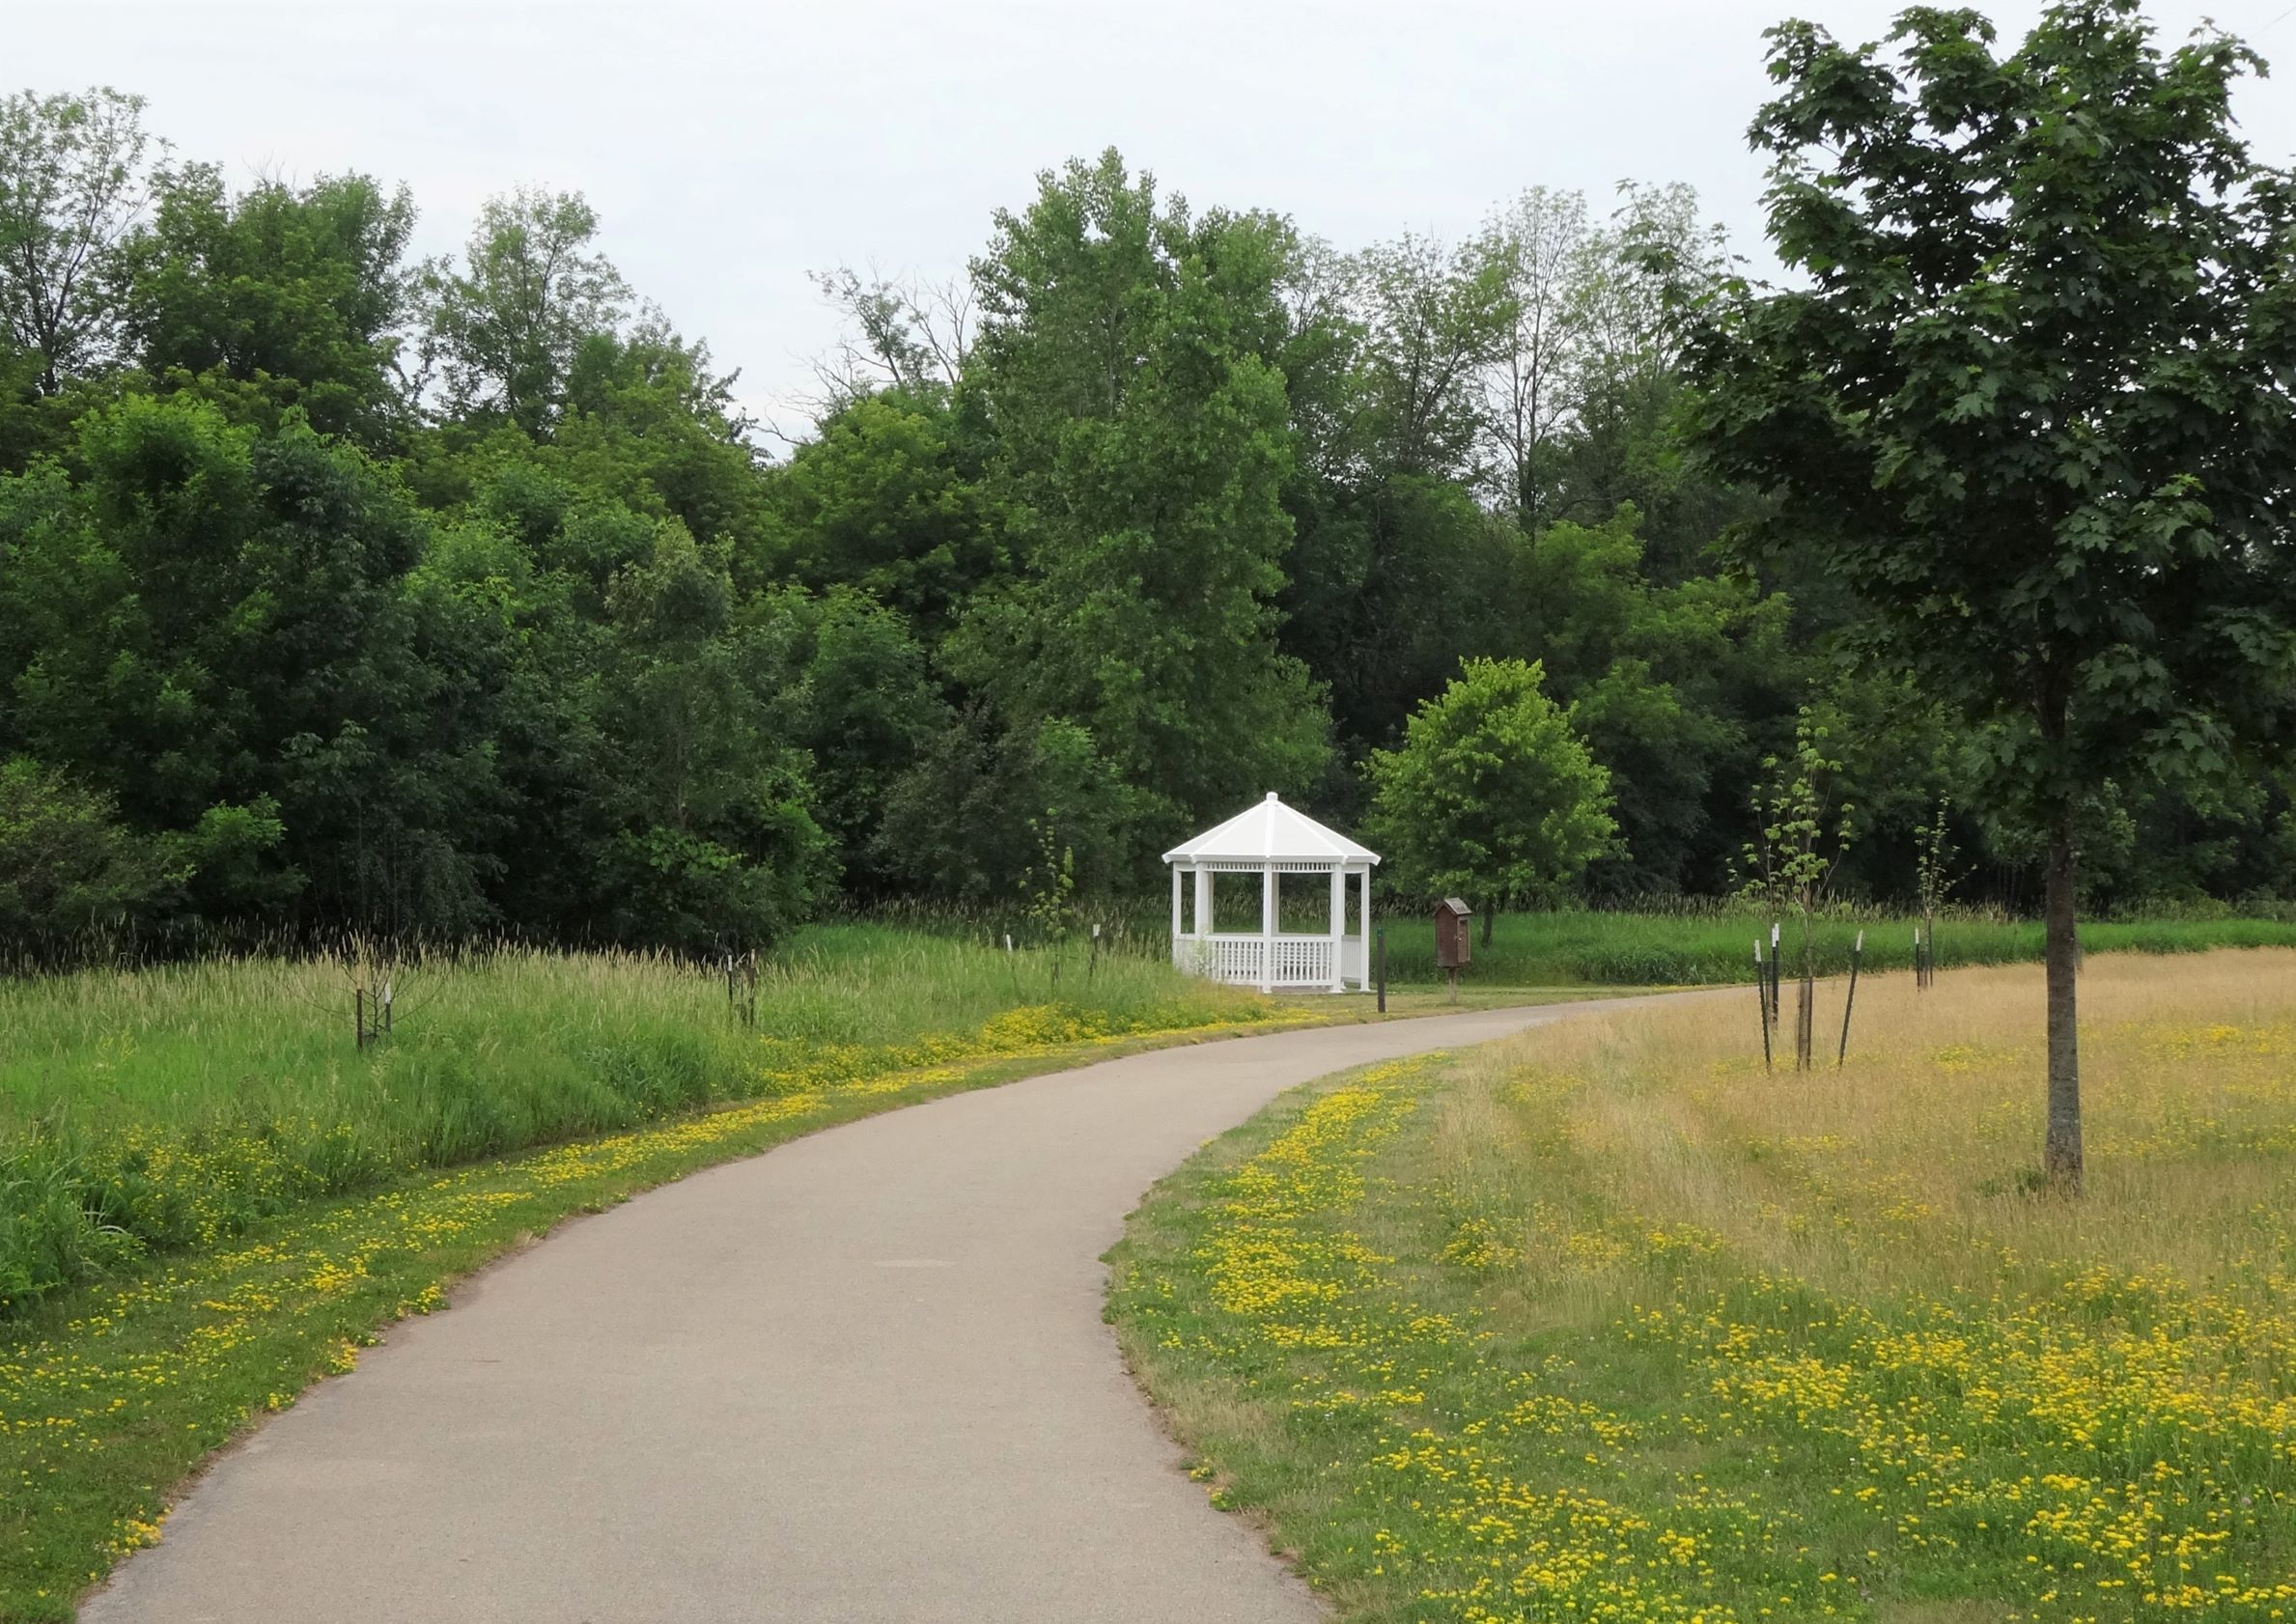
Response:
[15, 1, 2296, 437]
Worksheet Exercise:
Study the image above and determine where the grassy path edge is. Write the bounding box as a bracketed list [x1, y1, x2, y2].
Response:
[8, 994, 1607, 1623]
[1104, 957, 2296, 1624]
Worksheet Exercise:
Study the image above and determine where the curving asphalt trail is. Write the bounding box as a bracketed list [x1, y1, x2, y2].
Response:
[83, 999, 1646, 1624]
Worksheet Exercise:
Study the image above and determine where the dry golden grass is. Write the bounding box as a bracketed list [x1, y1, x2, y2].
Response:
[1113, 947, 2296, 1623]
[1443, 948, 2296, 1310]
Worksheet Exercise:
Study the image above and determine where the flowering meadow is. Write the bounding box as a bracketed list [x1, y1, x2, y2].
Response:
[0, 931, 1293, 1621]
[1109, 949, 2296, 1624]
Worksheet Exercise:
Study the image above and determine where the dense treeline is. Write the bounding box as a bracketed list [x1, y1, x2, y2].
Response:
[1, 90, 2287, 958]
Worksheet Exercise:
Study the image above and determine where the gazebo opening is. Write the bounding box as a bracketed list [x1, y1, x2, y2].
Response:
[1162, 793, 1380, 994]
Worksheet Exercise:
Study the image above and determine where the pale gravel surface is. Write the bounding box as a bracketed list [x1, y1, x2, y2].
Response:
[82, 998, 1654, 1623]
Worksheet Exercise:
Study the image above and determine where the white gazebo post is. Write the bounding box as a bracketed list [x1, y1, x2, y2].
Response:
[1358, 863, 1373, 990]
[1162, 793, 1380, 995]
[1259, 863, 1277, 993]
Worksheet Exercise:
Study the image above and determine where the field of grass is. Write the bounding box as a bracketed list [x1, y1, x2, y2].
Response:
[1110, 948, 2296, 1624]
[1372, 908, 2296, 987]
[0, 922, 1335, 1621]
[0, 924, 1273, 1314]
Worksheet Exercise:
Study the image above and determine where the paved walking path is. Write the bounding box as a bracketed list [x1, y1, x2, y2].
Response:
[84, 999, 1648, 1623]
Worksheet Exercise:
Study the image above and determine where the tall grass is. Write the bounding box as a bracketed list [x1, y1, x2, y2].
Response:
[0, 924, 1265, 1314]
[1373, 906, 2296, 985]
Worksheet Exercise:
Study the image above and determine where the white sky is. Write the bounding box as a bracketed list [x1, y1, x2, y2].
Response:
[14, 1, 2296, 439]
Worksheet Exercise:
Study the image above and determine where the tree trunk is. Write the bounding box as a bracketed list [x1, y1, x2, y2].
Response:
[2043, 812, 2083, 1193]
[1481, 905, 1495, 947]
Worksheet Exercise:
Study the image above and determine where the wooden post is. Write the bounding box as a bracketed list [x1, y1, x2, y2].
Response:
[382, 981, 393, 1039]
[1755, 941, 1772, 1072]
[1375, 925, 1386, 1014]
[355, 985, 367, 1051]
[1769, 923, 1782, 1025]
[1797, 972, 1815, 1071]
[1836, 929, 1863, 1066]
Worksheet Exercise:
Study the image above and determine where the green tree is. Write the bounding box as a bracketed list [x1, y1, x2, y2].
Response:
[0, 87, 156, 393]
[748, 585, 950, 895]
[1735, 710, 1858, 1065]
[115, 165, 416, 444]
[1352, 228, 1513, 481]
[593, 522, 828, 952]
[554, 322, 767, 550]
[874, 710, 1134, 904]
[0, 396, 498, 936]
[757, 384, 999, 635]
[1366, 658, 1616, 938]
[1685, 1, 2296, 1188]
[1278, 474, 1514, 777]
[0, 757, 182, 952]
[948, 150, 1329, 854]
[1507, 509, 1801, 895]
[420, 187, 630, 436]
[1475, 186, 1590, 530]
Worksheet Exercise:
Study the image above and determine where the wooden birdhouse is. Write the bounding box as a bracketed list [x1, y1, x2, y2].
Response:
[1434, 897, 1474, 969]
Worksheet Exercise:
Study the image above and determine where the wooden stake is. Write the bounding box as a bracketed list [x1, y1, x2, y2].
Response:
[1755, 941, 1772, 1072]
[1837, 929, 1863, 1066]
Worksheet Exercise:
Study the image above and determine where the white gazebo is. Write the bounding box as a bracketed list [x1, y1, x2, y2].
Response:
[1163, 793, 1379, 994]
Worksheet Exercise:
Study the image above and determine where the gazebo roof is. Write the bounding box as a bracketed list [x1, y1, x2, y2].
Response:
[1162, 793, 1380, 866]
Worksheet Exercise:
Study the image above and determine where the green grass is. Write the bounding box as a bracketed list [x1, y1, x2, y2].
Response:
[1107, 950, 2296, 1624]
[0, 924, 1268, 1315]
[1371, 907, 2296, 986]
[0, 1014, 1306, 1623]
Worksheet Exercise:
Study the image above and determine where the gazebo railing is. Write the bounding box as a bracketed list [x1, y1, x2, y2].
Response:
[1176, 933, 1358, 989]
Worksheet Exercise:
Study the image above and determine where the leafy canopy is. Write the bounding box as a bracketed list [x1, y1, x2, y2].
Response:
[947, 149, 1329, 847]
[1366, 657, 1616, 910]
[1685, 0, 2296, 830]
